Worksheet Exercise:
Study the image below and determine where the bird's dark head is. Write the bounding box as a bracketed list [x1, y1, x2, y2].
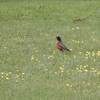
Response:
[56, 36, 62, 42]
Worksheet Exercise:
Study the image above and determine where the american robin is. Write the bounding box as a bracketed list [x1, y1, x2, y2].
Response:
[56, 36, 71, 52]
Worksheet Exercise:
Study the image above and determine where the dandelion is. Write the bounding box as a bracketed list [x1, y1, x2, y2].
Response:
[77, 40, 80, 43]
[4, 46, 7, 49]
[92, 51, 95, 56]
[59, 66, 64, 73]
[85, 51, 91, 56]
[84, 69, 88, 72]
[76, 67, 79, 70]
[61, 70, 64, 73]
[6, 77, 9, 80]
[91, 67, 95, 70]
[83, 65, 87, 68]
[79, 52, 82, 54]
[35, 58, 39, 62]
[31, 56, 35, 60]
[76, 26, 80, 30]
[16, 69, 20, 73]
[1, 72, 4, 75]
[97, 71, 100, 75]
[16, 74, 20, 78]
[92, 38, 96, 41]
[91, 69, 97, 73]
[78, 70, 83, 72]
[85, 57, 88, 59]
[6, 73, 9, 76]
[72, 40, 75, 42]
[54, 72, 57, 75]
[59, 67, 64, 71]
[48, 55, 54, 59]
[66, 83, 70, 87]
[79, 65, 83, 68]
[70, 85, 73, 88]
[70, 49, 72, 51]
[87, 82, 90, 86]
[22, 73, 25, 75]
[62, 65, 64, 67]
[21, 78, 24, 80]
[72, 28, 75, 30]
[73, 55, 76, 58]
[16, 80, 18, 83]
[96, 51, 100, 56]
[83, 65, 88, 68]
[8, 72, 12, 74]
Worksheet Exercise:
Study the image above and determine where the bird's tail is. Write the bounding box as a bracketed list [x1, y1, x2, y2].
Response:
[65, 48, 71, 52]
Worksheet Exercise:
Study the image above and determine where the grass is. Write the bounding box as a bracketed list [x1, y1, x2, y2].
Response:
[0, 0, 100, 100]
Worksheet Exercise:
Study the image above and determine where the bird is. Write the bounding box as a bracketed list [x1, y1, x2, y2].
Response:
[56, 35, 71, 52]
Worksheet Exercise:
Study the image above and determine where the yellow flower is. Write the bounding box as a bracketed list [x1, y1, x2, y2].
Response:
[91, 69, 97, 73]
[21, 78, 24, 80]
[79, 52, 82, 54]
[72, 28, 75, 30]
[92, 51, 95, 56]
[96, 51, 100, 56]
[62, 65, 64, 67]
[54, 72, 57, 75]
[70, 85, 73, 88]
[90, 67, 97, 73]
[84, 69, 88, 72]
[35, 58, 39, 62]
[66, 83, 70, 87]
[1, 72, 4, 75]
[22, 73, 25, 75]
[16, 74, 20, 78]
[79, 65, 83, 67]
[76, 67, 79, 70]
[48, 55, 54, 59]
[97, 71, 100, 75]
[73, 55, 76, 58]
[85, 51, 91, 56]
[6, 73, 9, 76]
[61, 70, 64, 73]
[83, 65, 87, 68]
[78, 70, 83, 72]
[31, 56, 35, 60]
[8, 72, 12, 74]
[76, 26, 80, 30]
[70, 49, 72, 51]
[6, 77, 9, 80]
[59, 67, 64, 71]
[87, 82, 90, 86]
[91, 68, 95, 70]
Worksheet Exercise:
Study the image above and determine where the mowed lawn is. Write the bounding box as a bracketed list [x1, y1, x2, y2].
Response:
[0, 0, 100, 100]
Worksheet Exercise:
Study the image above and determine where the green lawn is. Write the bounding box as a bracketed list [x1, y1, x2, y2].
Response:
[0, 0, 100, 100]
